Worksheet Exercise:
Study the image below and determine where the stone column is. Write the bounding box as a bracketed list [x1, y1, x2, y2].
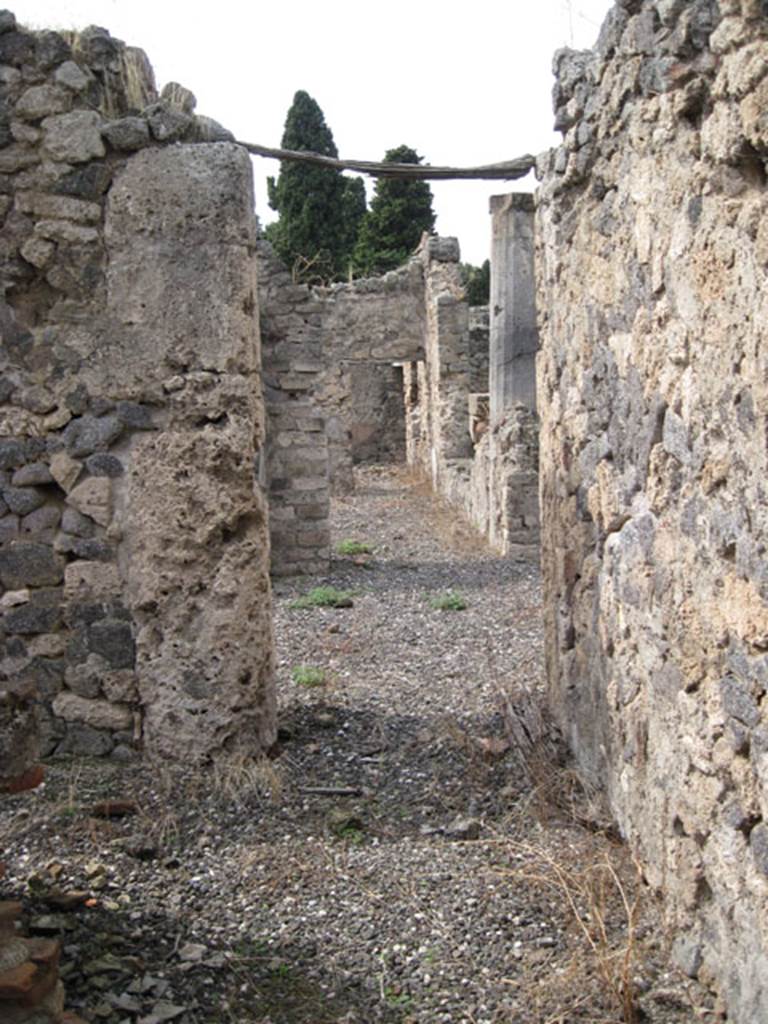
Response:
[489, 193, 538, 424]
[105, 144, 276, 761]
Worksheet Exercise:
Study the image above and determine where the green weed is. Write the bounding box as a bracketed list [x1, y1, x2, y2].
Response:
[429, 590, 468, 611]
[291, 665, 327, 687]
[337, 539, 374, 556]
[290, 586, 354, 609]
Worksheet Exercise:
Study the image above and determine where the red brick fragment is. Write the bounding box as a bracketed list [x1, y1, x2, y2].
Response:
[88, 799, 138, 818]
[2, 765, 45, 794]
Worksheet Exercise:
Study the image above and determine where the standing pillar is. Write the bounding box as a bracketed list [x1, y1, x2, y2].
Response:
[489, 193, 538, 424]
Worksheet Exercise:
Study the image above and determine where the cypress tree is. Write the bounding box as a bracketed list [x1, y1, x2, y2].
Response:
[266, 90, 350, 282]
[352, 145, 436, 277]
[461, 259, 491, 305]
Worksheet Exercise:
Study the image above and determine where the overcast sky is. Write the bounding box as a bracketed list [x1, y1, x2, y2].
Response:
[17, 0, 613, 265]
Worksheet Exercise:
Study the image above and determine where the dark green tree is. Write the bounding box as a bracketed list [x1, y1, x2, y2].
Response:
[352, 145, 436, 277]
[461, 259, 491, 305]
[340, 176, 367, 277]
[266, 90, 350, 282]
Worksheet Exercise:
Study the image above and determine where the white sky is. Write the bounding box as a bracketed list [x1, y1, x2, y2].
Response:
[16, 0, 613, 265]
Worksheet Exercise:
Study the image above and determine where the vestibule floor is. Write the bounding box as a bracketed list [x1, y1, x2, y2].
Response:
[1, 466, 717, 1024]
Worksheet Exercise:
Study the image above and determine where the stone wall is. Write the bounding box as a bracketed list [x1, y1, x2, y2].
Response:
[537, 1, 768, 1018]
[258, 241, 424, 573]
[0, 14, 275, 762]
[468, 306, 490, 393]
[404, 227, 539, 559]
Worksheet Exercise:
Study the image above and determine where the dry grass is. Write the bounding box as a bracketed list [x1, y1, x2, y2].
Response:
[210, 751, 283, 808]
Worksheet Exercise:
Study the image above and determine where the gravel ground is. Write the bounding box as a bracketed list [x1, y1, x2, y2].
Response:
[1, 466, 720, 1024]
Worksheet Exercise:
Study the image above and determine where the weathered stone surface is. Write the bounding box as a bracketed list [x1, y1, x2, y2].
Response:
[49, 452, 82, 492]
[145, 102, 192, 142]
[41, 110, 105, 163]
[60, 508, 95, 538]
[2, 485, 46, 516]
[0, 542, 64, 588]
[62, 414, 123, 456]
[22, 505, 61, 536]
[124, 428, 274, 760]
[66, 478, 111, 527]
[63, 561, 120, 601]
[52, 692, 132, 731]
[54, 60, 90, 93]
[15, 85, 72, 121]
[0, 19, 273, 772]
[11, 462, 53, 486]
[537, 4, 768, 1021]
[101, 116, 150, 152]
[85, 453, 123, 478]
[161, 81, 196, 115]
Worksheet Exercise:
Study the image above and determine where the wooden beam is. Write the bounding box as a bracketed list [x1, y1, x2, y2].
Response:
[236, 140, 537, 182]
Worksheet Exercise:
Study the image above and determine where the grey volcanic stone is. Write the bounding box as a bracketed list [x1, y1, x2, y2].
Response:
[87, 619, 135, 669]
[0, 439, 26, 469]
[5, 601, 61, 634]
[721, 675, 761, 728]
[53, 162, 113, 200]
[85, 454, 123, 478]
[70, 538, 113, 561]
[57, 724, 114, 757]
[145, 102, 192, 142]
[0, 542, 64, 588]
[751, 824, 768, 877]
[102, 117, 150, 152]
[12, 462, 53, 486]
[63, 414, 123, 457]
[61, 507, 95, 538]
[115, 401, 154, 430]
[22, 505, 61, 536]
[2, 486, 46, 515]
[35, 30, 71, 69]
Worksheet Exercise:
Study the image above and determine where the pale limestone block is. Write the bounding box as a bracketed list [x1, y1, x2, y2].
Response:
[52, 692, 132, 731]
[64, 561, 121, 601]
[27, 634, 67, 658]
[49, 452, 82, 493]
[16, 191, 101, 224]
[66, 478, 112, 527]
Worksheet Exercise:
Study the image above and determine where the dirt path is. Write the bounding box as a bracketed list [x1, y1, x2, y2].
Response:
[1, 467, 715, 1024]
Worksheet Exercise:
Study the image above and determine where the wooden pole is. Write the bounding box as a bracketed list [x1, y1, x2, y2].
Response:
[235, 140, 537, 182]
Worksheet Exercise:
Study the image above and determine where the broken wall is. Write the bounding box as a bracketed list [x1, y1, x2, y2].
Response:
[537, 1, 768, 1018]
[0, 14, 275, 762]
[404, 228, 540, 558]
[258, 241, 423, 573]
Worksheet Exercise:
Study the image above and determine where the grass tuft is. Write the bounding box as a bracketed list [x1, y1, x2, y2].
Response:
[291, 665, 327, 688]
[337, 539, 374, 556]
[290, 586, 354, 609]
[429, 590, 468, 611]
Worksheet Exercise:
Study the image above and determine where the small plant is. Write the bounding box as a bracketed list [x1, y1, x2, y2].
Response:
[291, 665, 326, 687]
[429, 590, 467, 611]
[337, 823, 365, 845]
[336, 539, 373, 556]
[290, 586, 354, 609]
[384, 988, 413, 1009]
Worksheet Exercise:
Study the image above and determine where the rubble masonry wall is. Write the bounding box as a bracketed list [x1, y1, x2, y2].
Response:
[537, 1, 768, 1018]
[0, 15, 275, 763]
